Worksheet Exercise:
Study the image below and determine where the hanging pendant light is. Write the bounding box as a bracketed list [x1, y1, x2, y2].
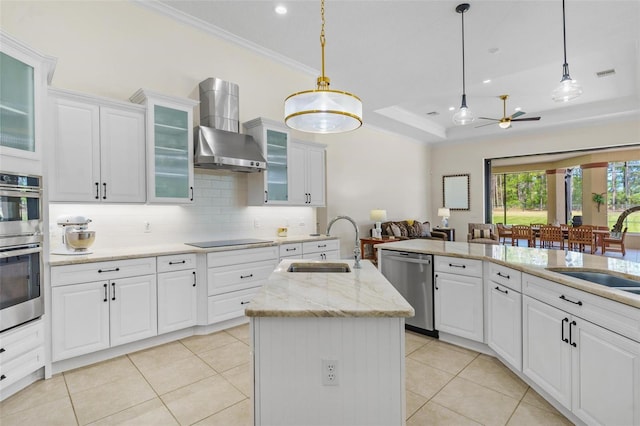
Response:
[284, 0, 362, 133]
[552, 0, 582, 102]
[453, 3, 475, 125]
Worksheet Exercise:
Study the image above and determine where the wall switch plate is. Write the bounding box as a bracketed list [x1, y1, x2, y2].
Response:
[322, 359, 339, 386]
[144, 221, 151, 233]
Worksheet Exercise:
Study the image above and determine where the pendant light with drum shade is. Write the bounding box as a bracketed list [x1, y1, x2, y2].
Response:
[552, 0, 582, 102]
[453, 3, 475, 125]
[284, 0, 362, 133]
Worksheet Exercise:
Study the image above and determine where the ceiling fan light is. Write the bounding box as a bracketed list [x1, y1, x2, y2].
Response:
[285, 89, 362, 133]
[552, 77, 583, 102]
[452, 106, 475, 125]
[498, 121, 511, 129]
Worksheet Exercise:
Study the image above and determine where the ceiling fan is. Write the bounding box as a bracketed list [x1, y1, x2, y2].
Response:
[476, 95, 541, 129]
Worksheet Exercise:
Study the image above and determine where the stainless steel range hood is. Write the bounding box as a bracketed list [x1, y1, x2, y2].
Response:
[194, 78, 266, 172]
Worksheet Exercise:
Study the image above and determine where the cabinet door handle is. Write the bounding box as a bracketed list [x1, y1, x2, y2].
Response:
[192, 271, 196, 287]
[449, 263, 466, 269]
[111, 282, 116, 301]
[434, 274, 439, 290]
[264, 190, 268, 203]
[98, 268, 120, 273]
[497, 272, 510, 279]
[103, 283, 108, 302]
[494, 285, 508, 294]
[190, 186, 194, 201]
[103, 182, 107, 200]
[240, 274, 253, 279]
[559, 294, 583, 306]
[0, 374, 6, 381]
[169, 260, 186, 265]
[95, 182, 100, 199]
[241, 301, 251, 305]
[0, 348, 5, 354]
[561, 317, 569, 343]
[570, 320, 577, 347]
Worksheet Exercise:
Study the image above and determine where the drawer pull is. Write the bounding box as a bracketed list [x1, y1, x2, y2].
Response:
[98, 267, 120, 273]
[240, 274, 254, 279]
[0, 374, 6, 381]
[286, 248, 297, 252]
[496, 272, 510, 279]
[169, 260, 186, 265]
[449, 263, 466, 269]
[559, 294, 582, 306]
[494, 286, 508, 294]
[0, 348, 5, 353]
[318, 244, 327, 248]
[241, 301, 251, 305]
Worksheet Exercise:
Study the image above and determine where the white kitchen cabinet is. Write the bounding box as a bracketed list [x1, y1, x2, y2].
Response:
[301, 239, 339, 260]
[289, 140, 326, 206]
[51, 258, 157, 361]
[206, 246, 278, 324]
[244, 118, 290, 205]
[486, 263, 522, 371]
[0, 31, 55, 175]
[0, 319, 45, 396]
[49, 88, 146, 203]
[130, 89, 197, 204]
[278, 243, 303, 260]
[434, 256, 484, 342]
[157, 253, 198, 334]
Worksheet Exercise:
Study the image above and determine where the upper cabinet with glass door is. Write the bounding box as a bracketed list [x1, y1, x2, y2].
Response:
[244, 118, 290, 205]
[0, 31, 56, 175]
[130, 89, 198, 204]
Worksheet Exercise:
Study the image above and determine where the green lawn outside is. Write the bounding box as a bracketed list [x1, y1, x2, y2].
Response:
[492, 209, 640, 232]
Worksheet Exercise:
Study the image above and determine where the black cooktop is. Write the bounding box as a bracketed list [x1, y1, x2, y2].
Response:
[185, 238, 273, 249]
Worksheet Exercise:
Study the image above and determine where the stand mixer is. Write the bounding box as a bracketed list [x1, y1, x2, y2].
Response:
[53, 215, 96, 255]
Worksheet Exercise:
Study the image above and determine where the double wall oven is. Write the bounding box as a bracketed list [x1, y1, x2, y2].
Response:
[0, 172, 43, 332]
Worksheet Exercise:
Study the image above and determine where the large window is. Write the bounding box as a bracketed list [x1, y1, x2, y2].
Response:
[491, 171, 548, 225]
[608, 161, 640, 232]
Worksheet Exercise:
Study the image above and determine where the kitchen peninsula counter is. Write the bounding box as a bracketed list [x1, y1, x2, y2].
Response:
[375, 239, 640, 309]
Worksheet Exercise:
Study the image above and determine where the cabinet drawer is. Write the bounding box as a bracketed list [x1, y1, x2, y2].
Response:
[51, 257, 156, 286]
[208, 260, 277, 296]
[488, 263, 522, 292]
[434, 256, 483, 277]
[0, 320, 44, 365]
[523, 273, 640, 342]
[207, 246, 278, 268]
[208, 287, 260, 324]
[279, 243, 302, 258]
[0, 346, 44, 391]
[302, 239, 339, 254]
[157, 253, 197, 273]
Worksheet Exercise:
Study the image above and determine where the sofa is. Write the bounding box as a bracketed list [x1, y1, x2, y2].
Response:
[467, 223, 499, 244]
[380, 220, 447, 241]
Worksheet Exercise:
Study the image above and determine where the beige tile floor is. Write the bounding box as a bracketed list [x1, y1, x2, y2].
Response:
[0, 325, 573, 426]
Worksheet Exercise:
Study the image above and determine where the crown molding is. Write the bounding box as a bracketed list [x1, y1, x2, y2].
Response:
[132, 0, 318, 77]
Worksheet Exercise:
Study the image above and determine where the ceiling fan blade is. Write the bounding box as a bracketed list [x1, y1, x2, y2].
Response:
[511, 117, 541, 122]
[510, 111, 526, 119]
[475, 122, 497, 128]
[477, 117, 500, 121]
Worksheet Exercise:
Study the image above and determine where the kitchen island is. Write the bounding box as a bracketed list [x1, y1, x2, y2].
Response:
[245, 259, 414, 426]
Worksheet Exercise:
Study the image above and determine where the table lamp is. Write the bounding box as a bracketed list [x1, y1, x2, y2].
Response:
[370, 209, 387, 238]
[437, 207, 450, 228]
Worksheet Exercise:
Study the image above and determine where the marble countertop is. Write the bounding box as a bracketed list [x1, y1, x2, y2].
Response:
[375, 239, 640, 309]
[245, 259, 415, 318]
[48, 235, 338, 266]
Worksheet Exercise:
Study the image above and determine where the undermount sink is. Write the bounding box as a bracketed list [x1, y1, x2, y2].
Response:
[547, 269, 640, 294]
[287, 262, 351, 273]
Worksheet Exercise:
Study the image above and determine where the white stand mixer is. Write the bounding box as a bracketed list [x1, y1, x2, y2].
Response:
[52, 215, 96, 255]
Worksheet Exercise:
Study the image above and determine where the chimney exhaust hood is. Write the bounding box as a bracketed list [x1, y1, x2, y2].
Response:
[194, 78, 266, 172]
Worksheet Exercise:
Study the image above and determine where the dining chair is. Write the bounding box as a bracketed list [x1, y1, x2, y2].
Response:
[601, 227, 627, 256]
[539, 225, 564, 249]
[511, 225, 534, 247]
[567, 226, 595, 254]
[496, 223, 512, 245]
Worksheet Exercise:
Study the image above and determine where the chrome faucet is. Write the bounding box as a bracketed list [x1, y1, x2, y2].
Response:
[326, 215, 361, 269]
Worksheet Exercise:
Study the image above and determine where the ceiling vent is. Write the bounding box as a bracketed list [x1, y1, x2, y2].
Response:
[596, 68, 616, 78]
[426, 111, 440, 116]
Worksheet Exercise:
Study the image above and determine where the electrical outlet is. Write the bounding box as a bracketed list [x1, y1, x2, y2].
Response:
[322, 359, 339, 386]
[144, 221, 151, 233]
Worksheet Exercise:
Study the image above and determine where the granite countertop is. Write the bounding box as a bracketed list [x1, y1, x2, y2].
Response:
[375, 239, 640, 309]
[48, 235, 338, 266]
[245, 259, 415, 318]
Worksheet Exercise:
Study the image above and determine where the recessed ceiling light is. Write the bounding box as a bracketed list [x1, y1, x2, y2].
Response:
[514, 107, 522, 111]
[448, 106, 455, 111]
[275, 5, 287, 15]
[483, 79, 491, 84]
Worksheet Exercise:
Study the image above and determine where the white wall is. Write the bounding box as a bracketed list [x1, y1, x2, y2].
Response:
[1, 1, 431, 255]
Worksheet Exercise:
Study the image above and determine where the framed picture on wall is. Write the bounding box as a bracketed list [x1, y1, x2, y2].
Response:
[443, 174, 470, 211]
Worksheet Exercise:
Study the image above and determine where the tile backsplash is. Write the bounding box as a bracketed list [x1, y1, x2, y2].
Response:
[49, 171, 316, 250]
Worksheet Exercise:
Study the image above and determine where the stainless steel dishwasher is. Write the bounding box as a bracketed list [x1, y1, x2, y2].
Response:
[380, 250, 437, 337]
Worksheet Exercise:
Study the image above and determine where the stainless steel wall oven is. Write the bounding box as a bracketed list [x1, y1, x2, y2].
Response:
[0, 172, 43, 332]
